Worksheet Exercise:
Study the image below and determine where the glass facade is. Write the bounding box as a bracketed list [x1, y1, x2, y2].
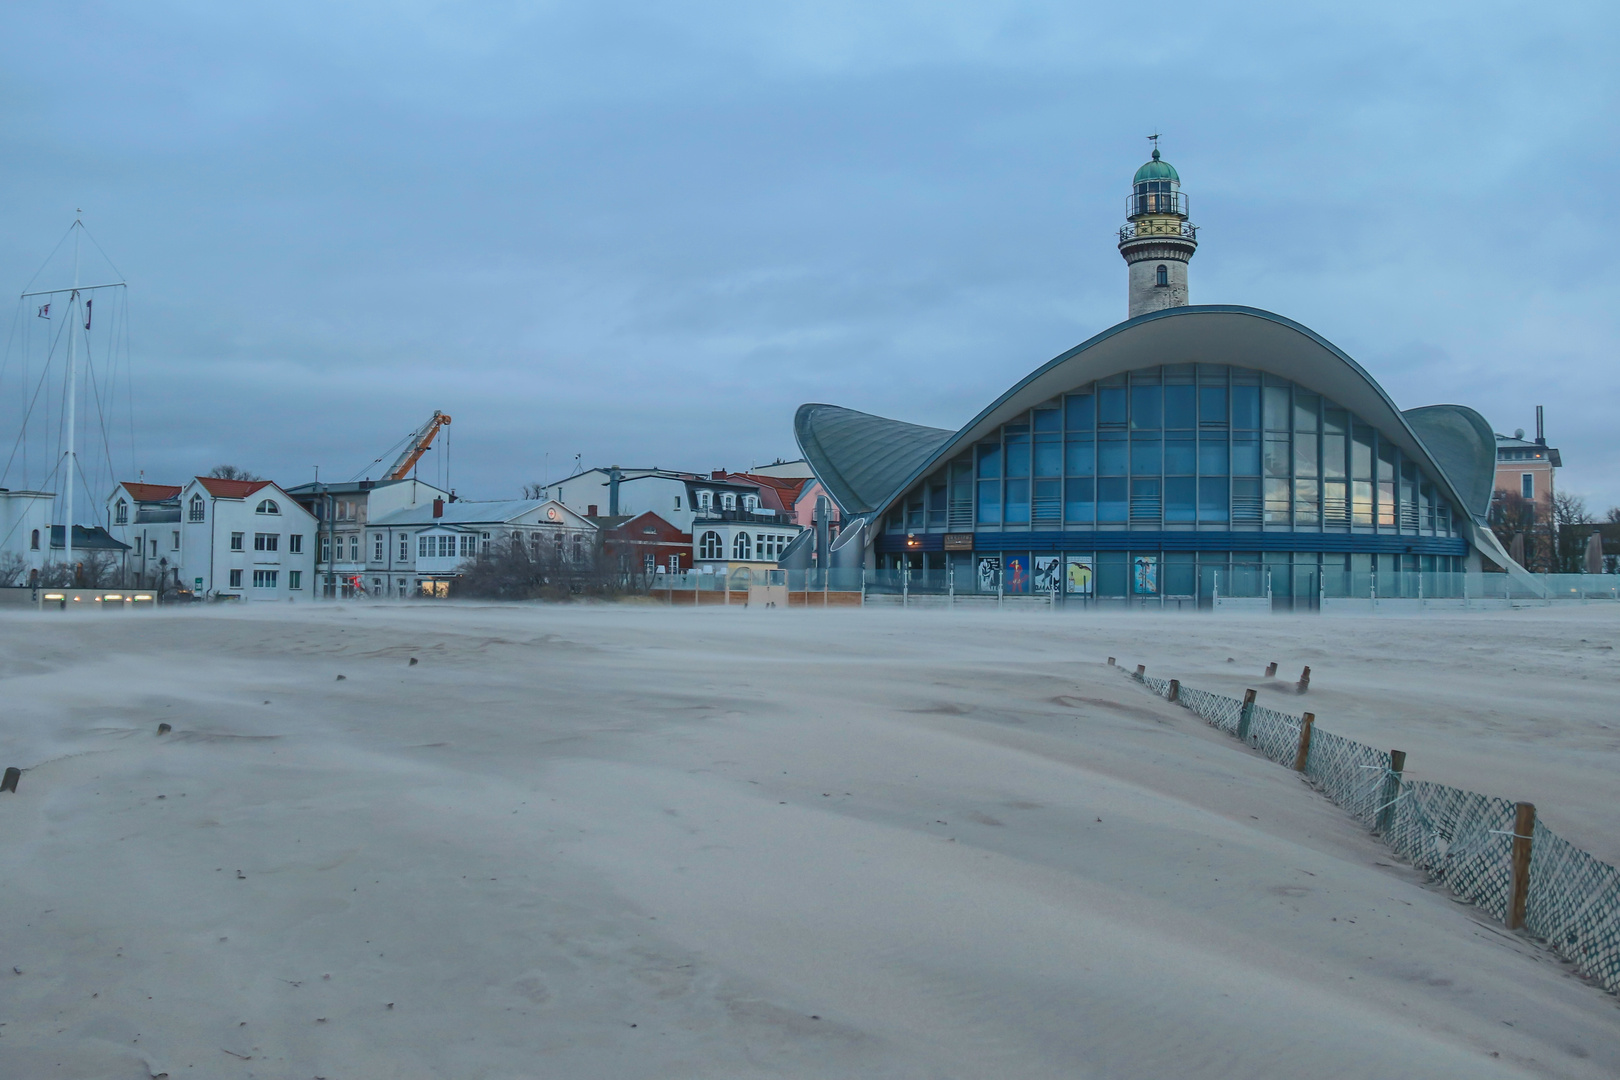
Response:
[887, 365, 1460, 540]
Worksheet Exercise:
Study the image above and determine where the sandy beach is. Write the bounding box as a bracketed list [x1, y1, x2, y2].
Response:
[2, 603, 1618, 1078]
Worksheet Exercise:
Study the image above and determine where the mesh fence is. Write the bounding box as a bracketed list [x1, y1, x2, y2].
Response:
[1527, 823, 1620, 993]
[1119, 665, 1620, 995]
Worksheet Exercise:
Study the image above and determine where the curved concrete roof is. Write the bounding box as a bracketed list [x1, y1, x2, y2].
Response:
[799, 306, 1498, 534]
[793, 403, 952, 516]
[1400, 404, 1498, 520]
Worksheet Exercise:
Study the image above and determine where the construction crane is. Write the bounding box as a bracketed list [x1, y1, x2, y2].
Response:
[385, 411, 452, 481]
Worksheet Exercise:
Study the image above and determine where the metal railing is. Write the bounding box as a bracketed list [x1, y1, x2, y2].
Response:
[1119, 220, 1196, 242]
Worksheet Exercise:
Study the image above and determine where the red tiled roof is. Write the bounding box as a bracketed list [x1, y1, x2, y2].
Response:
[196, 477, 273, 499]
[120, 482, 182, 502]
[720, 472, 808, 514]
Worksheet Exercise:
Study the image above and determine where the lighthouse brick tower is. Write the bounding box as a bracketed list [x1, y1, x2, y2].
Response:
[1118, 140, 1198, 318]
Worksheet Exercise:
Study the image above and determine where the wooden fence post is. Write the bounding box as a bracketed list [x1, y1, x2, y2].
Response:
[1377, 750, 1406, 834]
[1107, 656, 1115, 666]
[1237, 689, 1257, 740]
[1135, 664, 1146, 680]
[1507, 802, 1537, 931]
[1168, 679, 1180, 703]
[1265, 662, 1278, 677]
[1, 767, 20, 793]
[1296, 666, 1311, 695]
[1292, 713, 1314, 771]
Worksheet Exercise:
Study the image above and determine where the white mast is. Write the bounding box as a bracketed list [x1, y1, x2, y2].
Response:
[64, 217, 81, 575]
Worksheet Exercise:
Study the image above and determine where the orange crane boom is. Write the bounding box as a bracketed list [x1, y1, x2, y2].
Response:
[386, 411, 452, 480]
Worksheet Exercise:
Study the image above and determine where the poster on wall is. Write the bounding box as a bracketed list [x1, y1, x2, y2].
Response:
[1004, 555, 1029, 594]
[1033, 555, 1061, 594]
[1133, 555, 1158, 595]
[1065, 556, 1094, 596]
[976, 556, 1001, 591]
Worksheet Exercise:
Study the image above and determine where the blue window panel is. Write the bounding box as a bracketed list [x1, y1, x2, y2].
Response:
[977, 442, 1001, 479]
[1098, 435, 1128, 475]
[978, 480, 1001, 524]
[1033, 437, 1062, 477]
[1131, 438, 1162, 475]
[1064, 478, 1095, 522]
[1130, 385, 1162, 429]
[1199, 437, 1230, 475]
[1033, 408, 1062, 432]
[1130, 478, 1161, 522]
[1231, 434, 1260, 476]
[1004, 433, 1030, 478]
[1004, 479, 1031, 524]
[1165, 477, 1196, 522]
[1066, 393, 1095, 431]
[1200, 386, 1228, 426]
[1165, 438, 1196, 475]
[1065, 438, 1095, 476]
[1164, 385, 1196, 429]
[1231, 385, 1260, 429]
[1033, 479, 1061, 523]
[1198, 477, 1230, 522]
[1099, 387, 1128, 426]
[1098, 477, 1128, 522]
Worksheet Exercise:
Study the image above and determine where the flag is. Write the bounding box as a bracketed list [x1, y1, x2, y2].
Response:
[36, 303, 49, 319]
[84, 299, 92, 330]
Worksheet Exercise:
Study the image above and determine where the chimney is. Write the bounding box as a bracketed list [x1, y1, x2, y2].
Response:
[712, 470, 726, 480]
[588, 504, 598, 517]
[432, 497, 444, 518]
[1535, 405, 1546, 446]
[608, 466, 621, 516]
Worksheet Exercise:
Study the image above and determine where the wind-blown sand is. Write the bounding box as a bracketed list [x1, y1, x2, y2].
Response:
[1, 603, 1617, 1079]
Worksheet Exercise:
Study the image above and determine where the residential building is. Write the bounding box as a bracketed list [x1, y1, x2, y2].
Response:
[106, 482, 183, 589]
[1494, 412, 1560, 515]
[180, 477, 318, 601]
[590, 511, 692, 578]
[366, 498, 596, 596]
[284, 478, 448, 598]
[0, 488, 55, 584]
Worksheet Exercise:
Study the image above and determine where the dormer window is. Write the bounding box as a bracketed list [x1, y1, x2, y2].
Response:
[256, 499, 280, 515]
[1155, 264, 1168, 287]
[188, 495, 205, 522]
[697, 491, 712, 509]
[742, 495, 757, 512]
[114, 499, 129, 525]
[721, 493, 736, 510]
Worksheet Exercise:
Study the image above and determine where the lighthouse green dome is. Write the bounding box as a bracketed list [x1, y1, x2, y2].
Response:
[1133, 148, 1180, 184]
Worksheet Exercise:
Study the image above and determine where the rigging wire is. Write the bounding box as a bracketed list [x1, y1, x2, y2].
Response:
[0, 300, 74, 487]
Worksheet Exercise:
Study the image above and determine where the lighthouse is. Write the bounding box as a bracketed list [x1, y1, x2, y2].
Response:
[1118, 140, 1198, 318]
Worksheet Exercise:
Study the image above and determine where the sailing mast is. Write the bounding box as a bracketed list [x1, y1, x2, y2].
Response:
[17, 215, 126, 580]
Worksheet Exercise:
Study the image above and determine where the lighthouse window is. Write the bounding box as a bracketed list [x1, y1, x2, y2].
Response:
[1155, 265, 1169, 287]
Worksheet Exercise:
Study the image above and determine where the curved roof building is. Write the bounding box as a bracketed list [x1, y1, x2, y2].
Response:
[793, 149, 1519, 605]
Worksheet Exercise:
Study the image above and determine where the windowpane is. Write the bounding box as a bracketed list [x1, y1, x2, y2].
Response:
[1264, 478, 1291, 524]
[1294, 479, 1320, 525]
[1230, 385, 1259, 428]
[1033, 436, 1061, 477]
[1098, 387, 1127, 426]
[1063, 477, 1095, 522]
[1164, 385, 1196, 429]
[1065, 393, 1095, 431]
[977, 443, 1001, 479]
[1323, 432, 1347, 478]
[1200, 386, 1229, 426]
[1199, 437, 1230, 475]
[1130, 386, 1161, 429]
[1033, 479, 1061, 523]
[1130, 478, 1161, 523]
[1097, 477, 1128, 522]
[1197, 477, 1229, 522]
[1004, 479, 1030, 524]
[1264, 435, 1291, 477]
[1232, 478, 1261, 524]
[1098, 434, 1128, 475]
[1351, 427, 1374, 479]
[1324, 480, 1349, 525]
[1164, 438, 1195, 474]
[1033, 408, 1061, 432]
[1352, 480, 1374, 525]
[1294, 435, 1319, 477]
[1065, 438, 1095, 476]
[977, 481, 1001, 524]
[1165, 477, 1196, 522]
[1231, 433, 1260, 476]
[1263, 386, 1291, 430]
[1294, 392, 1320, 431]
[1004, 434, 1030, 478]
[1130, 437, 1161, 475]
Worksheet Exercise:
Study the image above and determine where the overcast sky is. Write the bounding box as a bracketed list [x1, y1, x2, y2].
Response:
[2, 2, 1617, 509]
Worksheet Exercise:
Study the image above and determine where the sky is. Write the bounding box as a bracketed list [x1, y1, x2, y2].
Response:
[2, 1, 1617, 509]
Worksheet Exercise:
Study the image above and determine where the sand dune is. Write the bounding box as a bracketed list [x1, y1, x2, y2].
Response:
[1, 604, 1616, 1078]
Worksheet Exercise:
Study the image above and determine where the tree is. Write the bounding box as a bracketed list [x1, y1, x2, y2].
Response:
[0, 552, 28, 587]
[1606, 506, 1620, 524]
[521, 482, 546, 500]
[1551, 491, 1595, 573]
[37, 551, 119, 588]
[1489, 488, 1546, 571]
[208, 465, 262, 482]
[450, 530, 630, 601]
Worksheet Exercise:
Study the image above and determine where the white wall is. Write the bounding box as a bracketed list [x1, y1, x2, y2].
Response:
[181, 485, 318, 600]
[0, 491, 54, 580]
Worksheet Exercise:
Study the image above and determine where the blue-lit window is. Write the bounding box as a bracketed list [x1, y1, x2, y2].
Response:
[977, 442, 1000, 478]
[1005, 479, 1030, 523]
[978, 480, 1001, 524]
[1034, 437, 1061, 477]
[1130, 385, 1161, 429]
[1066, 393, 1095, 431]
[1064, 478, 1095, 522]
[1099, 387, 1127, 426]
[1165, 477, 1196, 522]
[1198, 477, 1229, 522]
[1165, 438, 1195, 474]
[1199, 437, 1230, 475]
[1098, 477, 1128, 522]
[1130, 478, 1161, 522]
[1200, 386, 1228, 427]
[1231, 385, 1260, 428]
[1164, 385, 1196, 429]
[1033, 408, 1061, 432]
[1098, 434, 1128, 475]
[1231, 434, 1260, 475]
[1065, 438, 1095, 475]
[1131, 436, 1161, 474]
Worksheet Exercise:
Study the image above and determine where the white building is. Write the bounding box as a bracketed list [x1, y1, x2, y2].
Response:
[543, 467, 791, 535]
[366, 498, 596, 596]
[179, 477, 319, 601]
[0, 489, 55, 585]
[106, 482, 183, 589]
[284, 478, 448, 599]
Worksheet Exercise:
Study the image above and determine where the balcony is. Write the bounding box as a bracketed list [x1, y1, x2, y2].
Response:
[1119, 219, 1198, 243]
[693, 508, 783, 525]
[1126, 191, 1190, 218]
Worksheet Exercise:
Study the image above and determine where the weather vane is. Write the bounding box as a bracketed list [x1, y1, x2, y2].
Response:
[1148, 133, 1161, 154]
